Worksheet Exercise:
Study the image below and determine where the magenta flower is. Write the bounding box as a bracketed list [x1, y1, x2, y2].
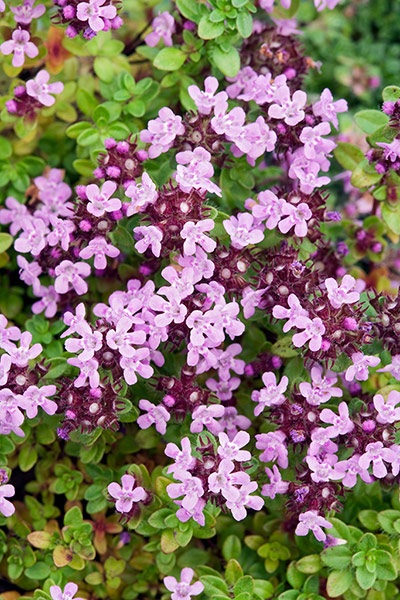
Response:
[4, 331, 42, 367]
[31, 285, 59, 318]
[292, 317, 326, 352]
[305, 454, 343, 483]
[76, 0, 117, 32]
[120, 349, 153, 385]
[226, 66, 257, 99]
[313, 88, 347, 128]
[251, 190, 288, 230]
[49, 583, 84, 600]
[175, 147, 221, 196]
[217, 431, 251, 462]
[62, 303, 86, 338]
[106, 317, 145, 357]
[299, 366, 342, 406]
[164, 568, 204, 600]
[1, 28, 39, 68]
[295, 510, 332, 542]
[268, 85, 307, 126]
[240, 287, 266, 319]
[26, 70, 64, 107]
[376, 139, 400, 162]
[358, 442, 397, 478]
[67, 357, 100, 388]
[65, 323, 103, 361]
[211, 100, 246, 139]
[125, 172, 158, 216]
[233, 116, 277, 162]
[0, 483, 15, 517]
[272, 294, 309, 332]
[206, 376, 240, 401]
[10, 0, 45, 24]
[256, 431, 288, 468]
[208, 459, 250, 501]
[299, 122, 335, 160]
[190, 404, 225, 434]
[140, 108, 185, 158]
[292, 161, 330, 195]
[86, 181, 121, 217]
[79, 237, 120, 270]
[188, 77, 228, 115]
[320, 402, 354, 437]
[278, 202, 312, 237]
[159, 266, 195, 301]
[180, 219, 216, 256]
[0, 389, 25, 436]
[14, 218, 49, 256]
[18, 385, 57, 418]
[107, 474, 146, 513]
[262, 465, 289, 499]
[219, 406, 251, 440]
[251, 371, 288, 416]
[165, 437, 196, 475]
[137, 399, 170, 435]
[54, 260, 91, 295]
[175, 498, 206, 527]
[149, 292, 188, 327]
[226, 482, 264, 521]
[145, 12, 175, 47]
[335, 454, 373, 488]
[325, 274, 360, 309]
[345, 352, 380, 381]
[223, 213, 264, 249]
[167, 471, 204, 511]
[373, 390, 400, 424]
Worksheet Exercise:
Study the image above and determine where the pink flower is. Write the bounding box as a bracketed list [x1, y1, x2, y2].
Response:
[295, 510, 332, 542]
[225, 482, 264, 521]
[167, 471, 204, 511]
[320, 402, 354, 437]
[4, 331, 42, 367]
[306, 454, 343, 483]
[190, 404, 225, 434]
[62, 303, 86, 338]
[217, 431, 251, 462]
[86, 181, 121, 217]
[211, 100, 246, 139]
[262, 465, 289, 499]
[26, 70, 64, 107]
[208, 459, 250, 501]
[335, 454, 373, 487]
[325, 274, 360, 309]
[67, 357, 100, 388]
[14, 218, 49, 256]
[376, 139, 400, 162]
[299, 122, 335, 160]
[223, 213, 264, 249]
[256, 431, 288, 468]
[251, 371, 288, 416]
[140, 108, 185, 158]
[299, 366, 342, 406]
[175, 498, 205, 527]
[107, 474, 146, 513]
[46, 218, 75, 251]
[125, 172, 158, 216]
[240, 287, 266, 319]
[65, 322, 103, 361]
[149, 292, 187, 327]
[272, 294, 309, 332]
[175, 147, 221, 196]
[0, 196, 30, 236]
[0, 483, 15, 517]
[0, 1, 4, 10]
[1, 28, 39, 68]
[17, 256, 42, 287]
[105, 317, 145, 357]
[251, 190, 288, 229]
[165, 437, 196, 475]
[345, 352, 380, 382]
[232, 116, 277, 162]
[206, 376, 240, 401]
[0, 355, 12, 386]
[137, 399, 170, 434]
[32, 285, 59, 318]
[219, 406, 251, 440]
[145, 12, 175, 47]
[79, 237, 120, 270]
[377, 355, 400, 380]
[76, 0, 117, 32]
[373, 390, 400, 424]
[292, 161, 330, 194]
[358, 442, 397, 478]
[278, 202, 312, 237]
[313, 88, 347, 128]
[18, 385, 57, 418]
[180, 219, 216, 256]
[164, 568, 204, 600]
[120, 348, 153, 384]
[159, 266, 195, 301]
[268, 86, 307, 126]
[292, 317, 326, 352]
[54, 260, 91, 295]
[188, 76, 228, 115]
[49, 583, 83, 600]
[133, 225, 163, 257]
[10, 0, 45, 25]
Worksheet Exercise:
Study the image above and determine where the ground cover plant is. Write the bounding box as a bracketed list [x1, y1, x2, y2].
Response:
[2, 1, 400, 599]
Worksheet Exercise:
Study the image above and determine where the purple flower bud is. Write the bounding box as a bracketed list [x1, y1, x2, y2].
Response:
[362, 419, 376, 432]
[106, 166, 121, 178]
[137, 150, 148, 161]
[63, 5, 75, 18]
[116, 141, 129, 154]
[383, 101, 395, 115]
[66, 410, 76, 419]
[111, 16, 123, 29]
[14, 85, 26, 97]
[119, 532, 130, 545]
[291, 404, 303, 415]
[294, 486, 309, 502]
[336, 241, 349, 256]
[244, 364, 255, 376]
[0, 470, 9, 484]
[5, 100, 17, 113]
[65, 25, 78, 38]
[375, 163, 386, 174]
[284, 67, 297, 79]
[83, 28, 97, 40]
[271, 356, 282, 369]
[349, 382, 361, 396]
[366, 149, 374, 160]
[326, 211, 341, 221]
[104, 138, 117, 149]
[357, 230, 367, 241]
[290, 429, 306, 442]
[372, 242, 382, 253]
[343, 317, 358, 331]
[80, 219, 92, 232]
[76, 185, 87, 199]
[163, 394, 176, 407]
[57, 427, 70, 440]
[321, 339, 331, 351]
[93, 167, 105, 179]
[183, 20, 196, 30]
[90, 387, 102, 398]
[139, 264, 153, 276]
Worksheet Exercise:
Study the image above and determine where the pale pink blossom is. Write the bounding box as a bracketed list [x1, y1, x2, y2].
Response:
[26, 70, 64, 107]
[1, 28, 38, 68]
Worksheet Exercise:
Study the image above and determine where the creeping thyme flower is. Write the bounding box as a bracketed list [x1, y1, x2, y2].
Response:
[223, 213, 264, 249]
[295, 510, 332, 542]
[145, 12, 175, 47]
[345, 352, 380, 381]
[108, 474, 146, 513]
[26, 70, 64, 106]
[10, 0, 45, 24]
[292, 317, 326, 352]
[0, 481, 15, 517]
[76, 0, 117, 32]
[188, 77, 228, 115]
[268, 85, 307, 126]
[164, 568, 204, 600]
[251, 371, 289, 415]
[262, 465, 289, 499]
[140, 108, 185, 158]
[325, 274, 360, 309]
[1, 28, 39, 68]
[137, 399, 170, 434]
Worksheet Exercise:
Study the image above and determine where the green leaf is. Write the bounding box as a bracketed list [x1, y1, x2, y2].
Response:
[25, 562, 51, 580]
[326, 569, 353, 597]
[154, 48, 186, 71]
[198, 15, 225, 39]
[271, 336, 298, 358]
[18, 445, 38, 472]
[350, 159, 382, 189]
[253, 579, 274, 599]
[64, 506, 83, 526]
[94, 57, 115, 83]
[0, 233, 13, 253]
[225, 559, 243, 585]
[76, 89, 97, 116]
[73, 159, 95, 177]
[354, 110, 389, 134]
[321, 546, 352, 570]
[377, 509, 400, 534]
[0, 137, 12, 159]
[176, 0, 200, 22]
[200, 575, 229, 596]
[382, 85, 400, 103]
[234, 576, 253, 596]
[334, 142, 365, 171]
[382, 204, 400, 234]
[236, 11, 253, 38]
[296, 555, 322, 574]
[222, 535, 241, 561]
[211, 45, 240, 78]
[356, 566, 376, 590]
[358, 510, 380, 531]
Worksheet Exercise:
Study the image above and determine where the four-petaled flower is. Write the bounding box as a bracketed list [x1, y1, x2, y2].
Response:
[108, 474, 146, 513]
